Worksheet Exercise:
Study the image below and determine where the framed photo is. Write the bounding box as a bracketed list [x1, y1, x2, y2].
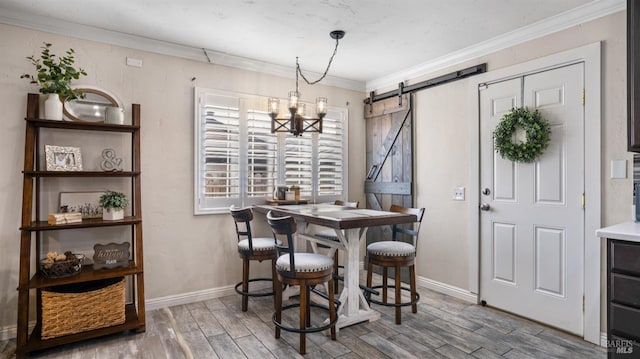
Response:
[45, 145, 83, 171]
[59, 191, 105, 219]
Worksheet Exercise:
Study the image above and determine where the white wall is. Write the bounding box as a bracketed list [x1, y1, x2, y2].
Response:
[0, 23, 367, 332]
[414, 78, 471, 290]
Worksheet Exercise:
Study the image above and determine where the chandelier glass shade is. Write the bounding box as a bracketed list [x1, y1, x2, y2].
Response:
[269, 30, 344, 136]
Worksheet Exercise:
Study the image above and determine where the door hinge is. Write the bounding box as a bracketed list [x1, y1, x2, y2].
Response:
[583, 295, 585, 312]
[581, 88, 585, 105]
[581, 193, 585, 209]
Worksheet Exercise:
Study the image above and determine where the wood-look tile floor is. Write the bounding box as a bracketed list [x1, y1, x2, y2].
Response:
[0, 272, 606, 358]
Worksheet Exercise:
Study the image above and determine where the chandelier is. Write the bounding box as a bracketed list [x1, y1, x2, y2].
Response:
[269, 30, 345, 136]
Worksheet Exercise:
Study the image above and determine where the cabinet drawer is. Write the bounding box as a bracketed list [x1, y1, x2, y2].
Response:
[611, 303, 640, 338]
[608, 334, 640, 359]
[611, 240, 640, 275]
[612, 273, 640, 307]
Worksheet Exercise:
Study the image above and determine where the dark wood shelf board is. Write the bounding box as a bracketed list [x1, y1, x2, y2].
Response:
[25, 117, 139, 132]
[17, 304, 143, 355]
[23, 171, 140, 177]
[25, 261, 141, 289]
[21, 216, 141, 231]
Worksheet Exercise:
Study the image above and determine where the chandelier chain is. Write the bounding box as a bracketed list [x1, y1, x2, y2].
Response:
[295, 37, 340, 91]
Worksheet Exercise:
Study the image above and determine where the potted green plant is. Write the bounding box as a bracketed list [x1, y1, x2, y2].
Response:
[21, 42, 87, 121]
[99, 191, 128, 221]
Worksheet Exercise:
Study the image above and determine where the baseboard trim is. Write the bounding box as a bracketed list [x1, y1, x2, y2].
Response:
[1, 324, 17, 341]
[145, 285, 236, 311]
[416, 275, 478, 304]
[601, 332, 608, 348]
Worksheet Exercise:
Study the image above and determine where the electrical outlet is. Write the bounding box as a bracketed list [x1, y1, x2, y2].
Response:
[126, 57, 143, 68]
[453, 186, 465, 201]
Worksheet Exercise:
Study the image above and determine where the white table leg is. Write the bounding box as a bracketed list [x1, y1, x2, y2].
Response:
[333, 227, 379, 330]
[295, 221, 310, 252]
[344, 228, 360, 316]
[298, 225, 380, 330]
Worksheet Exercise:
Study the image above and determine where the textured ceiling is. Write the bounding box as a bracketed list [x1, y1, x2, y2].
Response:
[0, 0, 623, 88]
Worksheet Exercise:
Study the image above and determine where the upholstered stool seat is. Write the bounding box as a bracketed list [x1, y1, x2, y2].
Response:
[314, 229, 338, 239]
[275, 253, 334, 273]
[366, 205, 425, 325]
[267, 211, 337, 355]
[230, 206, 278, 312]
[367, 241, 415, 256]
[237, 237, 279, 252]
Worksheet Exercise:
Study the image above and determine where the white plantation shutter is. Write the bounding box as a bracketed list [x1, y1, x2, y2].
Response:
[285, 135, 313, 197]
[195, 91, 241, 212]
[246, 109, 278, 199]
[195, 87, 347, 214]
[317, 110, 345, 196]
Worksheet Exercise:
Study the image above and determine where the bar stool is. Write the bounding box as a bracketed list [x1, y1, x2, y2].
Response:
[365, 204, 425, 324]
[266, 211, 337, 355]
[314, 200, 359, 293]
[230, 206, 279, 312]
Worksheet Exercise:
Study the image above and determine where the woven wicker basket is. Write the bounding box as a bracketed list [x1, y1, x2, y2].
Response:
[41, 277, 125, 339]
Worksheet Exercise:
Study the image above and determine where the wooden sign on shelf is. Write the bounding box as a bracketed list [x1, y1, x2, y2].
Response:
[93, 242, 130, 269]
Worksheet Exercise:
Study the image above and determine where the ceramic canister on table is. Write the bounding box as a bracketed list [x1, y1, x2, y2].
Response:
[105, 107, 125, 125]
[273, 186, 288, 200]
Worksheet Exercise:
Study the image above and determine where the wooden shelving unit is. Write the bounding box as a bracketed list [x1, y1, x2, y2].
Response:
[15, 93, 145, 358]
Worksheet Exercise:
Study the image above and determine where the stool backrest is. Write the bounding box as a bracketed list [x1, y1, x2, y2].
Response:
[335, 200, 359, 208]
[266, 210, 298, 274]
[229, 206, 257, 253]
[389, 204, 425, 248]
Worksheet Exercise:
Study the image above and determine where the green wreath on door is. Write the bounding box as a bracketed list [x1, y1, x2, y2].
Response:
[493, 107, 551, 163]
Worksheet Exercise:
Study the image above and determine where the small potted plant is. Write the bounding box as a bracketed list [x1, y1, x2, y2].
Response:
[99, 191, 128, 221]
[21, 42, 87, 121]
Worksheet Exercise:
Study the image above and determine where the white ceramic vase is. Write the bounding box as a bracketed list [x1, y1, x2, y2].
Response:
[102, 208, 124, 221]
[105, 107, 125, 125]
[43, 93, 63, 121]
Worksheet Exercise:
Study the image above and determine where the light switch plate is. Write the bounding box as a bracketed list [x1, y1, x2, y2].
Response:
[453, 186, 465, 201]
[611, 160, 627, 179]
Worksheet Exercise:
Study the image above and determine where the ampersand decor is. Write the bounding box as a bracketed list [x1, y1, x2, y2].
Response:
[493, 107, 551, 163]
[100, 148, 123, 171]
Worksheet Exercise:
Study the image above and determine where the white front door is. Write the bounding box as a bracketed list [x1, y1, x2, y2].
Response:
[479, 63, 584, 335]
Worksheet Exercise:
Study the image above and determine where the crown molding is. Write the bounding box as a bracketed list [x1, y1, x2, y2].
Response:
[0, 0, 624, 94]
[366, 0, 625, 92]
[0, 8, 365, 92]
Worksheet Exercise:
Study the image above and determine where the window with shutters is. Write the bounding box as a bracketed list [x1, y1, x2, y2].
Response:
[318, 112, 345, 196]
[247, 109, 278, 199]
[194, 88, 347, 214]
[284, 135, 313, 197]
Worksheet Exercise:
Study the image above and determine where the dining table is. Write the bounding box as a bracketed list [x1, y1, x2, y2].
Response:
[253, 203, 418, 330]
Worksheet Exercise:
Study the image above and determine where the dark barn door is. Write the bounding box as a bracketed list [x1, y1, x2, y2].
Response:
[364, 94, 414, 281]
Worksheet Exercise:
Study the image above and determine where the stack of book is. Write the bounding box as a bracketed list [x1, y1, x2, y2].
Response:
[47, 212, 83, 225]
